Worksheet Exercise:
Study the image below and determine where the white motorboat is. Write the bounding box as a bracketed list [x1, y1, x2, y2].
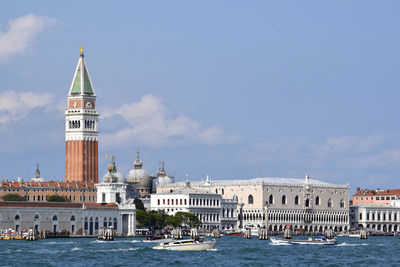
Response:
[270, 236, 337, 246]
[152, 238, 216, 251]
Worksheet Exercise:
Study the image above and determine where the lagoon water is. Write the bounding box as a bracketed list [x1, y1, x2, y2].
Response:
[0, 236, 399, 266]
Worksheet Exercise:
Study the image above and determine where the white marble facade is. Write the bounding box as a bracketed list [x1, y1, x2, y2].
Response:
[157, 175, 350, 233]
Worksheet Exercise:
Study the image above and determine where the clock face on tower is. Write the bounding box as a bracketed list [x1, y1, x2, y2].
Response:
[86, 101, 92, 108]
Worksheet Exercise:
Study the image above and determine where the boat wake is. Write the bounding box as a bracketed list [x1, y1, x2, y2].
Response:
[337, 242, 368, 247]
[71, 247, 83, 251]
[206, 248, 218, 251]
[90, 239, 139, 244]
[45, 241, 74, 245]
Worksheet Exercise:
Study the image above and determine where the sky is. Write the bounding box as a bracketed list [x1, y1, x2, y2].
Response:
[0, 1, 399, 193]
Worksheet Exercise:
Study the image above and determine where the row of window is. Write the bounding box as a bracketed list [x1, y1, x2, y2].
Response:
[157, 198, 220, 206]
[68, 120, 96, 130]
[84, 217, 117, 231]
[27, 195, 93, 202]
[248, 194, 345, 208]
[1, 188, 95, 193]
[359, 212, 399, 221]
[195, 213, 220, 222]
[14, 214, 75, 221]
[356, 196, 397, 201]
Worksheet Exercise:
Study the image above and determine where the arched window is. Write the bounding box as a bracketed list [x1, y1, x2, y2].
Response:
[158, 199, 160, 205]
[305, 199, 310, 207]
[71, 215, 75, 221]
[14, 215, 20, 221]
[222, 189, 224, 194]
[248, 195, 254, 204]
[340, 199, 345, 208]
[328, 198, 332, 208]
[34, 215, 39, 221]
[269, 194, 274, 204]
[282, 195, 286, 205]
[52, 215, 58, 221]
[315, 196, 320, 205]
[295, 195, 299, 205]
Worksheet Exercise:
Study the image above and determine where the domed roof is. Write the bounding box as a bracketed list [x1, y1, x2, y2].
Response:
[155, 161, 174, 185]
[102, 155, 125, 183]
[138, 176, 152, 189]
[126, 151, 150, 183]
[157, 175, 174, 185]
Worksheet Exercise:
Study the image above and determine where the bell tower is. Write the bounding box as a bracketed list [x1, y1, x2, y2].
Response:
[65, 47, 99, 183]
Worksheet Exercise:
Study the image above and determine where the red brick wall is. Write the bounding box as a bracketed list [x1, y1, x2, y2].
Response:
[65, 140, 98, 183]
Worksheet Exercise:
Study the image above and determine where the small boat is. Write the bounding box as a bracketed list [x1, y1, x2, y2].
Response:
[348, 234, 360, 238]
[227, 232, 244, 236]
[270, 236, 337, 246]
[152, 238, 216, 251]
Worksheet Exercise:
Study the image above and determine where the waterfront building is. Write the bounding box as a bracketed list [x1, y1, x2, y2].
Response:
[0, 165, 96, 203]
[157, 175, 350, 233]
[0, 160, 136, 237]
[352, 187, 400, 205]
[151, 178, 238, 231]
[350, 203, 400, 233]
[65, 48, 99, 184]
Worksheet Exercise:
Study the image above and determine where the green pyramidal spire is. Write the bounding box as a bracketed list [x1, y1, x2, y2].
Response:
[69, 47, 95, 96]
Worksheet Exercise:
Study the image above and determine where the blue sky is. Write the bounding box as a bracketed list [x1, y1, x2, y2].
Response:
[0, 1, 399, 193]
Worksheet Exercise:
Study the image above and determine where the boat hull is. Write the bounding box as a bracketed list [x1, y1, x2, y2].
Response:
[153, 241, 216, 251]
[270, 237, 337, 246]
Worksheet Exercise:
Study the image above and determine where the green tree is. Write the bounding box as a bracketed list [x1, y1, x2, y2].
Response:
[46, 195, 66, 202]
[165, 215, 183, 227]
[1, 193, 25, 201]
[136, 209, 149, 226]
[134, 198, 145, 210]
[175, 212, 202, 228]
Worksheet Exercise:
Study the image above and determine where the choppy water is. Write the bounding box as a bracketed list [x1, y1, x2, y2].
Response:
[0, 236, 399, 266]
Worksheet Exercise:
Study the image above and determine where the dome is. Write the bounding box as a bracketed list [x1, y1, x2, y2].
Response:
[30, 177, 45, 182]
[155, 160, 174, 185]
[126, 168, 149, 183]
[103, 170, 124, 183]
[125, 151, 150, 183]
[157, 175, 174, 185]
[138, 176, 152, 189]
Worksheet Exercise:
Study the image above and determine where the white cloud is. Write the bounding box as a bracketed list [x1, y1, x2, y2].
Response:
[314, 132, 387, 156]
[245, 132, 400, 173]
[0, 91, 54, 123]
[0, 13, 56, 61]
[101, 94, 241, 147]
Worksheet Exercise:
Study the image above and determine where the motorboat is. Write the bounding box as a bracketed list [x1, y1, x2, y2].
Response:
[152, 237, 216, 251]
[270, 236, 337, 246]
[291, 236, 338, 245]
[227, 232, 244, 236]
[244, 224, 260, 236]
